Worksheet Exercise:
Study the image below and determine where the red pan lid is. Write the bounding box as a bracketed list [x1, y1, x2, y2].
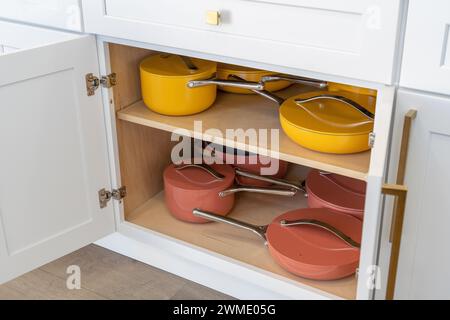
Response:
[164, 163, 235, 192]
[306, 169, 366, 214]
[266, 208, 362, 280]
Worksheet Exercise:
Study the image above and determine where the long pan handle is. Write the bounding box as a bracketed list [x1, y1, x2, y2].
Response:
[188, 77, 264, 90]
[193, 209, 268, 242]
[235, 168, 306, 193]
[280, 218, 361, 248]
[219, 186, 296, 197]
[251, 88, 285, 105]
[228, 74, 285, 105]
[261, 74, 328, 89]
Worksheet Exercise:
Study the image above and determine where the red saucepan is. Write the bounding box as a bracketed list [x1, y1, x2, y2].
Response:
[305, 169, 366, 220]
[164, 163, 298, 223]
[193, 207, 362, 280]
[202, 142, 289, 187]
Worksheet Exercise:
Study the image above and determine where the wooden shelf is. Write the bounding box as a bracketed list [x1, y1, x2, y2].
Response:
[127, 189, 357, 300]
[117, 85, 370, 181]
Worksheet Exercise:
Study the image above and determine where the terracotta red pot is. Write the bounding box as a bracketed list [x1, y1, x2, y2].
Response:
[305, 169, 366, 219]
[164, 163, 296, 223]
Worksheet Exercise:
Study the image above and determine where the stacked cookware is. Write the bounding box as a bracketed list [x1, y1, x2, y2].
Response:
[140, 54, 375, 280]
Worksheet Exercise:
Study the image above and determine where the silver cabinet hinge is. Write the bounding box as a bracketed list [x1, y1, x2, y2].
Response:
[98, 186, 126, 209]
[368, 132, 376, 148]
[86, 72, 117, 96]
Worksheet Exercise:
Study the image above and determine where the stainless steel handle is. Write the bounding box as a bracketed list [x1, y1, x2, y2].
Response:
[228, 74, 285, 105]
[187, 77, 264, 90]
[253, 89, 285, 105]
[174, 163, 225, 180]
[280, 218, 361, 248]
[295, 94, 375, 120]
[235, 168, 306, 193]
[179, 56, 198, 71]
[192, 209, 268, 242]
[219, 186, 296, 197]
[261, 74, 328, 89]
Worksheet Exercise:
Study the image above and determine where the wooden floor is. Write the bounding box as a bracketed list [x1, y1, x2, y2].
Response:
[0, 244, 234, 300]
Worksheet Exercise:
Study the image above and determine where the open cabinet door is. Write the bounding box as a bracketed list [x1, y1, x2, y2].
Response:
[355, 86, 396, 299]
[0, 28, 115, 283]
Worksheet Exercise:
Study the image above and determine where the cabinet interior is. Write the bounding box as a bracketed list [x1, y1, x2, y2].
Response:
[108, 43, 378, 299]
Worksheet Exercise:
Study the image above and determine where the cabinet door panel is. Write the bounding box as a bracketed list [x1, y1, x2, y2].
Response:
[400, 0, 450, 95]
[378, 89, 450, 299]
[0, 33, 115, 283]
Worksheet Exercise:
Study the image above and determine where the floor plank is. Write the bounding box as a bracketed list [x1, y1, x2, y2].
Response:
[0, 244, 234, 300]
[1, 269, 106, 300]
[171, 282, 235, 300]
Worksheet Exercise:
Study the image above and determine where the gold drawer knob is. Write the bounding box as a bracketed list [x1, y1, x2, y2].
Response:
[206, 10, 220, 25]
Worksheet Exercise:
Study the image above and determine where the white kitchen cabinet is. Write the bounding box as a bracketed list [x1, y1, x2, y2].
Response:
[82, 0, 403, 84]
[400, 0, 450, 95]
[377, 89, 450, 299]
[0, 14, 402, 299]
[0, 0, 82, 32]
[0, 21, 115, 283]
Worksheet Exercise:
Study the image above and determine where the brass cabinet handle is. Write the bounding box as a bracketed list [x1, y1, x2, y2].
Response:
[389, 109, 417, 242]
[383, 109, 417, 300]
[382, 184, 408, 300]
[206, 11, 220, 25]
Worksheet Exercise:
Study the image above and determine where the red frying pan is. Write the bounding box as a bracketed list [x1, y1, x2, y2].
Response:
[305, 169, 366, 219]
[193, 207, 362, 280]
[164, 163, 298, 223]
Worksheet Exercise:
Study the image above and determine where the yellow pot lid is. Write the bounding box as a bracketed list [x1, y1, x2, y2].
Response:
[217, 63, 271, 75]
[140, 54, 216, 78]
[280, 91, 376, 136]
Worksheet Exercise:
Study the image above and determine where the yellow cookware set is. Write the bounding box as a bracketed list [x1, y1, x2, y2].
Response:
[140, 54, 376, 154]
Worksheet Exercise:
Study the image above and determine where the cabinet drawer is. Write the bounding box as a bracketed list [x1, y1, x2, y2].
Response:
[83, 0, 401, 83]
[0, 0, 82, 32]
[400, 0, 450, 95]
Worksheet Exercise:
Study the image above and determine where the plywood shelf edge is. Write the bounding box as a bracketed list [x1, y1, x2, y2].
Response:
[118, 99, 370, 181]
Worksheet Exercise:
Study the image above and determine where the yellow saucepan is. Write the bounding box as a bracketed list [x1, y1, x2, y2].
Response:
[217, 63, 327, 94]
[140, 54, 263, 116]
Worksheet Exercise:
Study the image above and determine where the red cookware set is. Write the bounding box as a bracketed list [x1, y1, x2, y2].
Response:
[162, 144, 367, 281]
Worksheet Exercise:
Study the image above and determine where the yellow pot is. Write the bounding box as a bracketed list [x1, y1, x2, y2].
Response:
[216, 63, 291, 94]
[279, 91, 376, 154]
[140, 54, 217, 116]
